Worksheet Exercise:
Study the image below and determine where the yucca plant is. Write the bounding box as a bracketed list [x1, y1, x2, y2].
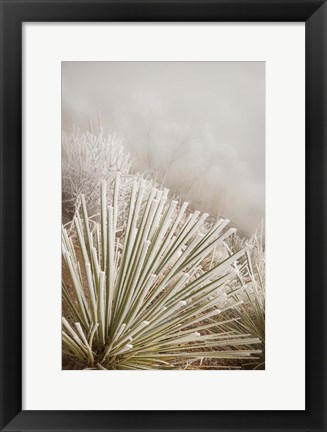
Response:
[62, 177, 261, 370]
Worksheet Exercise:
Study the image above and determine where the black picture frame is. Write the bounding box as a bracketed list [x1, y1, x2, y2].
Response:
[0, 0, 326, 431]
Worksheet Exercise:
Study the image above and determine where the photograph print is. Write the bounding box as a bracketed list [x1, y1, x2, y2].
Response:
[62, 62, 265, 370]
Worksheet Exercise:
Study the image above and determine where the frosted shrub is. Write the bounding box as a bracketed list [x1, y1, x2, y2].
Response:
[62, 127, 134, 218]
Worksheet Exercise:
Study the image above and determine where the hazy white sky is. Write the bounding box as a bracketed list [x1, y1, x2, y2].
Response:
[62, 62, 265, 236]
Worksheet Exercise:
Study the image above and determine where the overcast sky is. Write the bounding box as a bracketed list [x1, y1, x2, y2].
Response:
[62, 62, 265, 236]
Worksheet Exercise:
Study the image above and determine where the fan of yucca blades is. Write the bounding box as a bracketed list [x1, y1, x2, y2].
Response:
[62, 176, 261, 370]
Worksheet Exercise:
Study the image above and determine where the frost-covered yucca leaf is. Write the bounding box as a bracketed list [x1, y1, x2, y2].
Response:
[62, 178, 261, 370]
